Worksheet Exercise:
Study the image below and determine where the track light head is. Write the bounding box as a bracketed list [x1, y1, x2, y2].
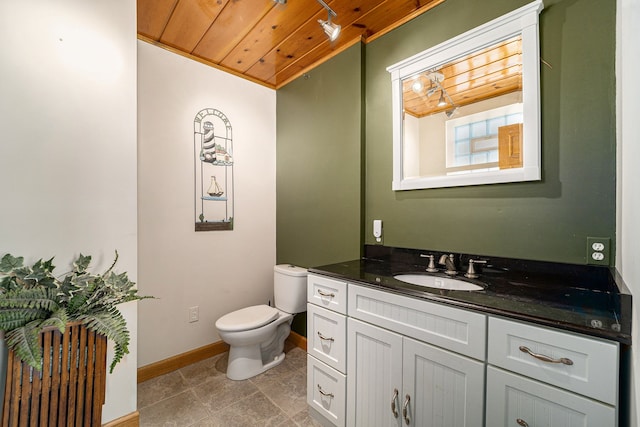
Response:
[411, 78, 424, 94]
[316, 0, 340, 41]
[445, 106, 460, 118]
[318, 18, 341, 41]
[437, 90, 447, 107]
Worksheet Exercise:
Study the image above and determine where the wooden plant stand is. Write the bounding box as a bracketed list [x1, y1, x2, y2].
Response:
[2, 323, 107, 426]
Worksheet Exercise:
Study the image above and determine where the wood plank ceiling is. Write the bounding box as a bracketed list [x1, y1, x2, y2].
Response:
[137, 0, 445, 89]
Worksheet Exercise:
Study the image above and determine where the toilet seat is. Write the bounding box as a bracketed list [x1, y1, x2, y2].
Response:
[216, 305, 279, 332]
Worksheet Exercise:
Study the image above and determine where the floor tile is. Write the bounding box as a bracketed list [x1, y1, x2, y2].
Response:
[137, 370, 190, 410]
[291, 408, 326, 427]
[194, 392, 289, 427]
[193, 374, 261, 413]
[179, 353, 226, 386]
[138, 343, 308, 427]
[139, 389, 209, 427]
[262, 369, 308, 417]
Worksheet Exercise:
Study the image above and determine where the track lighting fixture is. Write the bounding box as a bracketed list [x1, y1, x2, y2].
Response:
[437, 90, 447, 107]
[426, 83, 436, 97]
[272, 0, 287, 4]
[316, 0, 341, 41]
[445, 106, 459, 118]
[411, 78, 424, 94]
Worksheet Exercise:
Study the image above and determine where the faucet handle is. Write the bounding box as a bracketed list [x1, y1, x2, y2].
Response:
[419, 254, 438, 272]
[465, 259, 487, 279]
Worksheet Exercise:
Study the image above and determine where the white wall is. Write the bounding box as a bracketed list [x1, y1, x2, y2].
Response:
[617, 0, 640, 425]
[0, 0, 137, 423]
[137, 42, 277, 366]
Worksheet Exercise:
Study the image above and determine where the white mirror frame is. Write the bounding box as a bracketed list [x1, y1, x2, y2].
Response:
[387, 0, 544, 190]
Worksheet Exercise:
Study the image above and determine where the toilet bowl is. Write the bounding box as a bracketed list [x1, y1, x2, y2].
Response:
[215, 265, 307, 380]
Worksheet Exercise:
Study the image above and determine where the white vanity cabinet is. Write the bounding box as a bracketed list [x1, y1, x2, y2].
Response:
[486, 317, 619, 427]
[347, 283, 486, 427]
[306, 273, 623, 427]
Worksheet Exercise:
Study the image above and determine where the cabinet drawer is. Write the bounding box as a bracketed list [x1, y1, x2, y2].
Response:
[348, 284, 486, 360]
[488, 317, 619, 405]
[307, 355, 346, 427]
[308, 304, 347, 374]
[486, 366, 616, 427]
[308, 274, 347, 314]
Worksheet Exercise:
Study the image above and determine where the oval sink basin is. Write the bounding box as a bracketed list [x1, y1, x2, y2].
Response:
[393, 274, 484, 291]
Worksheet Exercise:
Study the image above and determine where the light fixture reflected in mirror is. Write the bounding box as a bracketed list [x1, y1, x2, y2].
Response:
[316, 0, 340, 41]
[411, 78, 424, 94]
[445, 106, 459, 118]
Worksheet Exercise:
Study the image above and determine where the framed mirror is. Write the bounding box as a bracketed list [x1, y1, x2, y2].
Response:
[387, 0, 544, 190]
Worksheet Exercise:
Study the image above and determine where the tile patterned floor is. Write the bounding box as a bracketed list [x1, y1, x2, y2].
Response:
[138, 344, 323, 427]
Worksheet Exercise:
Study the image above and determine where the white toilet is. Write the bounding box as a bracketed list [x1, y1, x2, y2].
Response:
[215, 264, 308, 380]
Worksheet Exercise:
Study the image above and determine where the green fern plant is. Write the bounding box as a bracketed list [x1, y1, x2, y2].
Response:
[0, 251, 151, 373]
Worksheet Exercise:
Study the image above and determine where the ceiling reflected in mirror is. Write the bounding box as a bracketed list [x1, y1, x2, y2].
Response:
[402, 35, 522, 119]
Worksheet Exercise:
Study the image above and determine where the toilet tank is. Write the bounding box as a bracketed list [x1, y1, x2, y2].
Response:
[273, 264, 308, 314]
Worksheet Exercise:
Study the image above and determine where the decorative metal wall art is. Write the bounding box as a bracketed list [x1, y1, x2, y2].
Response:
[194, 108, 234, 231]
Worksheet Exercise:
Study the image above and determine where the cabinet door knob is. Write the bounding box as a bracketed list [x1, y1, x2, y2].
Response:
[391, 388, 399, 418]
[516, 419, 529, 427]
[519, 346, 574, 365]
[402, 394, 411, 425]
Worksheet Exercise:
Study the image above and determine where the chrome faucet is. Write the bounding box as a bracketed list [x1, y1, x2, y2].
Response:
[438, 254, 457, 275]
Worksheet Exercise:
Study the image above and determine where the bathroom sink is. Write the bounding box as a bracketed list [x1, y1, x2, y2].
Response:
[393, 274, 484, 291]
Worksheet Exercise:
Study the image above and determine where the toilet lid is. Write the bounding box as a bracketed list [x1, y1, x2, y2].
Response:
[216, 305, 280, 332]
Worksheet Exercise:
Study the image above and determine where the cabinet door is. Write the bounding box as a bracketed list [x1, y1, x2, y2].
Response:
[403, 337, 485, 427]
[347, 318, 403, 427]
[486, 366, 616, 427]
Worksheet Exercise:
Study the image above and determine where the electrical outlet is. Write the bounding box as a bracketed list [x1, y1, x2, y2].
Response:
[188, 306, 199, 323]
[586, 237, 610, 266]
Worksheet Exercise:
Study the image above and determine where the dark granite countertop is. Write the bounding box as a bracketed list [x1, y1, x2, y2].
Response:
[309, 245, 632, 344]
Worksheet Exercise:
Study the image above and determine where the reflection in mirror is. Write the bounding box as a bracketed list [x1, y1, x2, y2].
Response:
[403, 36, 523, 178]
[388, 1, 543, 190]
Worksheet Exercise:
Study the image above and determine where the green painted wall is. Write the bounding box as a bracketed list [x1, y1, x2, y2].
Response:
[276, 43, 363, 268]
[365, 0, 616, 264]
[276, 0, 616, 290]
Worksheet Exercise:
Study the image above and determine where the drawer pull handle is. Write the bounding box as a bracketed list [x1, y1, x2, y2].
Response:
[391, 388, 399, 418]
[402, 394, 410, 425]
[317, 289, 335, 298]
[516, 419, 529, 427]
[317, 331, 335, 342]
[519, 346, 574, 365]
[317, 384, 334, 398]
